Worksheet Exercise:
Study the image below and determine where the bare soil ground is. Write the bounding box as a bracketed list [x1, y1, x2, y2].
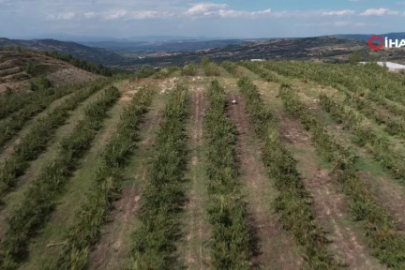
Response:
[279, 113, 386, 270]
[227, 90, 302, 270]
[180, 87, 211, 270]
[89, 89, 165, 270]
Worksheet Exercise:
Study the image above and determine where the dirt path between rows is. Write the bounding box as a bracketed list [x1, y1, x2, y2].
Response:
[89, 97, 163, 270]
[227, 91, 302, 270]
[279, 113, 386, 270]
[182, 89, 211, 270]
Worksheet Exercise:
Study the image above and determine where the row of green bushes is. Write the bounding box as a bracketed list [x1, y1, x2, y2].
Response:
[0, 84, 64, 121]
[240, 61, 284, 83]
[130, 84, 189, 269]
[0, 80, 109, 200]
[0, 87, 121, 270]
[238, 77, 338, 269]
[262, 59, 405, 139]
[318, 93, 405, 181]
[221, 61, 238, 74]
[339, 89, 405, 138]
[205, 80, 252, 269]
[261, 61, 405, 110]
[53, 87, 154, 269]
[279, 84, 405, 269]
[0, 86, 78, 151]
[152, 67, 179, 79]
[182, 64, 198, 76]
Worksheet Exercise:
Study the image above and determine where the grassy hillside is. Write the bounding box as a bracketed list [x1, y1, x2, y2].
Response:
[0, 38, 126, 66]
[1, 59, 405, 270]
[0, 48, 107, 93]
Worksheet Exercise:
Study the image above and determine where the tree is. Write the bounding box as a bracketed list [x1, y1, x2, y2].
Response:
[349, 50, 363, 65]
[201, 56, 210, 67]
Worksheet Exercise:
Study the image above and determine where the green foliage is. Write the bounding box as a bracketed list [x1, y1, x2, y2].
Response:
[135, 66, 156, 79]
[0, 86, 77, 151]
[205, 80, 252, 270]
[349, 50, 363, 65]
[318, 93, 405, 180]
[262, 60, 405, 106]
[43, 51, 114, 76]
[153, 67, 178, 79]
[30, 76, 51, 91]
[4, 87, 12, 97]
[182, 63, 197, 76]
[0, 80, 108, 199]
[54, 87, 154, 270]
[0, 87, 120, 270]
[25, 62, 35, 75]
[221, 61, 238, 74]
[340, 89, 405, 138]
[279, 84, 405, 269]
[239, 78, 338, 269]
[204, 63, 220, 77]
[130, 84, 189, 269]
[200, 56, 211, 67]
[240, 61, 284, 83]
[0, 79, 102, 121]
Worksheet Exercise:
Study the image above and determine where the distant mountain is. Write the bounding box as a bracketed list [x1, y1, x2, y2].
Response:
[334, 32, 405, 41]
[0, 38, 126, 66]
[82, 39, 245, 53]
[121, 36, 369, 69]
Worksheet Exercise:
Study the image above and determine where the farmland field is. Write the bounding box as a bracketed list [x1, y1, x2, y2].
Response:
[1, 58, 405, 270]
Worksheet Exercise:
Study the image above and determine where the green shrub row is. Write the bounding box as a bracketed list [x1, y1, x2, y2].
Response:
[205, 80, 252, 270]
[239, 61, 283, 83]
[53, 86, 155, 270]
[129, 84, 189, 269]
[340, 89, 405, 138]
[279, 84, 405, 269]
[0, 87, 78, 150]
[0, 87, 121, 270]
[182, 64, 197, 76]
[262, 61, 405, 109]
[152, 67, 179, 79]
[318, 93, 405, 181]
[0, 86, 68, 122]
[221, 61, 238, 74]
[238, 77, 338, 269]
[204, 63, 220, 77]
[0, 81, 109, 200]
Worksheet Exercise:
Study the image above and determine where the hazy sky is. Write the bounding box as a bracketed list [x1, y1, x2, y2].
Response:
[1, 0, 405, 39]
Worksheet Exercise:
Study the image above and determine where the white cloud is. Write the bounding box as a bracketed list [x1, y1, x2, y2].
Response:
[185, 3, 228, 15]
[322, 10, 355, 16]
[184, 2, 272, 19]
[334, 21, 366, 27]
[47, 12, 76, 20]
[209, 8, 272, 18]
[104, 10, 127, 20]
[360, 8, 399, 16]
[83, 10, 175, 20]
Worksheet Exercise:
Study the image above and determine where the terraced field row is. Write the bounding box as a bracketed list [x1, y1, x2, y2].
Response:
[1, 60, 405, 270]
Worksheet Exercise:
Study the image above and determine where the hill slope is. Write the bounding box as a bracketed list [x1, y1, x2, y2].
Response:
[124, 36, 368, 68]
[0, 38, 126, 66]
[1, 61, 405, 270]
[0, 49, 101, 93]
